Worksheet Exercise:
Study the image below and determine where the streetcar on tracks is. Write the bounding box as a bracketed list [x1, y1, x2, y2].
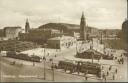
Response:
[6, 51, 42, 62]
[57, 60, 101, 77]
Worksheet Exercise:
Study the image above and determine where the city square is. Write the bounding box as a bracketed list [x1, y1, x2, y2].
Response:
[0, 0, 128, 82]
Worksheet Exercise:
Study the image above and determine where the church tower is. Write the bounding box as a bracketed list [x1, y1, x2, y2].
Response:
[25, 19, 30, 33]
[122, 0, 128, 44]
[80, 12, 87, 41]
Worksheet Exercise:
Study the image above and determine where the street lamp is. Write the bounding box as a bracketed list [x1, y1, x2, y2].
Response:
[91, 52, 94, 63]
[100, 32, 103, 44]
[42, 44, 47, 80]
[76, 41, 78, 54]
[50, 58, 55, 81]
[43, 56, 46, 80]
[32, 53, 35, 66]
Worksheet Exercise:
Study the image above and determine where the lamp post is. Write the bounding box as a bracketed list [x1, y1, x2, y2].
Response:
[91, 52, 94, 63]
[43, 56, 46, 80]
[50, 58, 54, 81]
[32, 53, 35, 66]
[100, 32, 103, 44]
[42, 44, 47, 80]
[76, 41, 78, 54]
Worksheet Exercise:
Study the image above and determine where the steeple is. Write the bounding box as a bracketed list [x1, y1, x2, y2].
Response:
[122, 0, 128, 45]
[25, 18, 30, 33]
[26, 18, 28, 23]
[80, 12, 87, 41]
[81, 11, 85, 19]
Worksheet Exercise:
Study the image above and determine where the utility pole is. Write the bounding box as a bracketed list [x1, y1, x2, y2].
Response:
[50, 58, 55, 81]
[52, 60, 54, 81]
[33, 53, 35, 66]
[100, 32, 103, 44]
[76, 41, 78, 54]
[92, 52, 94, 63]
[43, 44, 47, 80]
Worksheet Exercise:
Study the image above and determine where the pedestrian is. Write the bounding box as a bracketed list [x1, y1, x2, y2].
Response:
[122, 58, 124, 64]
[47, 53, 49, 56]
[98, 58, 100, 62]
[113, 74, 115, 80]
[84, 71, 88, 80]
[107, 71, 109, 76]
[86, 70, 88, 75]
[104, 76, 106, 82]
[102, 73, 105, 79]
[115, 68, 117, 74]
[109, 66, 112, 71]
[102, 66, 104, 70]
[85, 76, 88, 80]
[115, 57, 117, 60]
[33, 62, 35, 66]
[120, 58, 122, 64]
[118, 59, 120, 64]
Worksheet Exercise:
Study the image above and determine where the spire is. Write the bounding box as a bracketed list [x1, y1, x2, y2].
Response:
[25, 18, 30, 33]
[81, 11, 85, 18]
[80, 11, 87, 41]
[26, 18, 28, 23]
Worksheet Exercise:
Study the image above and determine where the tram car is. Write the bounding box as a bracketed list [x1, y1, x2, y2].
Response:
[102, 54, 114, 60]
[76, 49, 113, 60]
[57, 60, 76, 73]
[76, 51, 101, 60]
[6, 51, 41, 62]
[57, 60, 101, 77]
[17, 53, 31, 61]
[6, 51, 17, 58]
[78, 61, 101, 77]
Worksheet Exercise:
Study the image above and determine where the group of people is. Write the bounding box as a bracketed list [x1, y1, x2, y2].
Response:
[101, 65, 118, 82]
[114, 54, 124, 64]
[117, 58, 124, 64]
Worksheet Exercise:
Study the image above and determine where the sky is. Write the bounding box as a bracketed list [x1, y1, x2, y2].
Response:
[0, 0, 127, 29]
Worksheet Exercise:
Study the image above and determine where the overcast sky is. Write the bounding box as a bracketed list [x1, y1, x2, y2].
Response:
[0, 0, 127, 29]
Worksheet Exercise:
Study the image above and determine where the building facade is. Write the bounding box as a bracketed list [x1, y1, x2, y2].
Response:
[19, 29, 52, 44]
[122, 0, 128, 44]
[4, 26, 22, 39]
[47, 35, 76, 49]
[122, 19, 128, 43]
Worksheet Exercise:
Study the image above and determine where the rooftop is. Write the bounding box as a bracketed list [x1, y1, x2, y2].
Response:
[48, 35, 75, 40]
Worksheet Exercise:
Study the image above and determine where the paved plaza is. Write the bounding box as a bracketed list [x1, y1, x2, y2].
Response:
[0, 40, 127, 82]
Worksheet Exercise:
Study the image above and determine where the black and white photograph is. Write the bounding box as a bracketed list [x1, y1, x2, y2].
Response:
[0, 0, 128, 82]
